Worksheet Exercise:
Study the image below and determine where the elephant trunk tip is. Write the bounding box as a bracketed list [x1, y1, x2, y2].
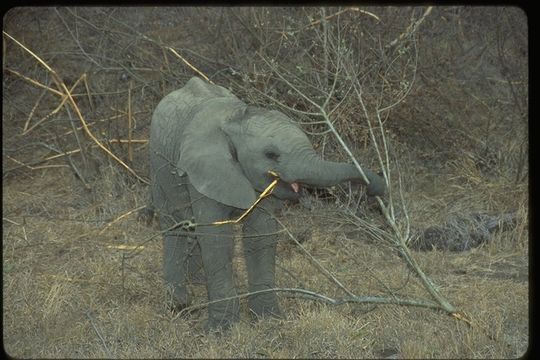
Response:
[365, 175, 386, 197]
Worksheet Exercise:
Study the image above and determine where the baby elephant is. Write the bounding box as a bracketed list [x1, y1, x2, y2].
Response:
[149, 77, 385, 330]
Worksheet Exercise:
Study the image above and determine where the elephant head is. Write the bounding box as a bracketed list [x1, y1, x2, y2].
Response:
[176, 88, 386, 210]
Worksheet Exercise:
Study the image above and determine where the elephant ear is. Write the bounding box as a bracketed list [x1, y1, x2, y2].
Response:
[178, 100, 257, 209]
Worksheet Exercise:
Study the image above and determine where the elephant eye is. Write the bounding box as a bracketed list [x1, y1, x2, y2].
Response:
[264, 150, 280, 161]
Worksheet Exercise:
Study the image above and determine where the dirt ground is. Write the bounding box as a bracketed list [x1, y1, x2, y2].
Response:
[3, 6, 528, 358]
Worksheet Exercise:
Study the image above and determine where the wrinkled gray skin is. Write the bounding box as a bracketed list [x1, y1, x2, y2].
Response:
[150, 77, 385, 331]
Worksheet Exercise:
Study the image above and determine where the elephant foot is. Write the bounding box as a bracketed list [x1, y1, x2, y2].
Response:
[202, 317, 237, 335]
[204, 299, 240, 333]
[203, 320, 229, 336]
[165, 285, 191, 313]
[248, 295, 283, 320]
[249, 305, 283, 320]
[167, 301, 189, 314]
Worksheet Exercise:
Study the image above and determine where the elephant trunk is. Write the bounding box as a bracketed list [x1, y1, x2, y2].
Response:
[285, 154, 386, 196]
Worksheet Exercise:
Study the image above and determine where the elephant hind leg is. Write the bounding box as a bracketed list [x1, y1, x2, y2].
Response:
[161, 214, 205, 310]
[170, 209, 205, 285]
[151, 168, 204, 310]
[163, 233, 197, 311]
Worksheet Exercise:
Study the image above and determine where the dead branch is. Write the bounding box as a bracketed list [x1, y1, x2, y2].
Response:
[175, 287, 441, 320]
[3, 31, 149, 185]
[274, 215, 356, 298]
[386, 6, 433, 49]
[292, 7, 380, 35]
[254, 11, 467, 322]
[23, 84, 49, 132]
[5, 155, 70, 172]
[5, 68, 64, 96]
[167, 47, 214, 84]
[98, 205, 146, 235]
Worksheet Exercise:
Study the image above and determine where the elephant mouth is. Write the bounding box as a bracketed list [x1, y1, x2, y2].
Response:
[278, 179, 302, 196]
[276, 176, 301, 193]
[268, 179, 302, 200]
[266, 171, 301, 199]
[267, 170, 301, 195]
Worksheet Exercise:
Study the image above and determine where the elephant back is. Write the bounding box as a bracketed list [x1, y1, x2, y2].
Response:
[182, 77, 235, 99]
[150, 77, 240, 160]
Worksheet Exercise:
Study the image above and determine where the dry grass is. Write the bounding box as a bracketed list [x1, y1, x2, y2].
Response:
[3, 6, 528, 359]
[3, 162, 528, 358]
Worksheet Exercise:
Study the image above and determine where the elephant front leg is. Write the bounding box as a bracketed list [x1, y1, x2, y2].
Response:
[188, 184, 240, 330]
[242, 207, 282, 319]
[197, 225, 239, 330]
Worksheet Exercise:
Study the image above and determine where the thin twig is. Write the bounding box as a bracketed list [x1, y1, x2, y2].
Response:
[23, 83, 49, 132]
[294, 7, 380, 35]
[99, 205, 146, 235]
[23, 93, 68, 135]
[274, 216, 356, 298]
[82, 71, 95, 110]
[3, 218, 22, 226]
[4, 139, 147, 175]
[5, 68, 64, 97]
[127, 80, 133, 162]
[65, 100, 89, 170]
[109, 139, 147, 144]
[386, 6, 433, 49]
[52, 112, 145, 141]
[5, 155, 70, 171]
[85, 311, 111, 357]
[167, 47, 214, 84]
